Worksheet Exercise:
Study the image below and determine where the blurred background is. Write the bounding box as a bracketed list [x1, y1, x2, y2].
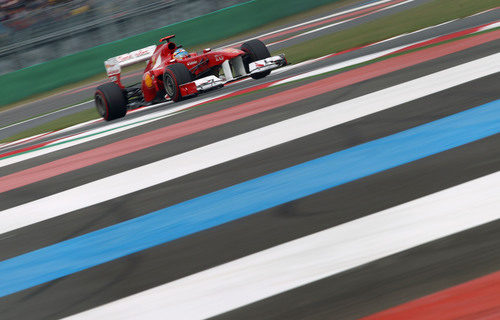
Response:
[0, 0, 248, 74]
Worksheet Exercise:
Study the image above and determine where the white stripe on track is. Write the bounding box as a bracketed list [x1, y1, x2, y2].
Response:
[66, 169, 500, 320]
[0, 53, 498, 235]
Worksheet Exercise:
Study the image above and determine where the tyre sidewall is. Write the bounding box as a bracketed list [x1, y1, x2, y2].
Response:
[164, 69, 179, 101]
[163, 63, 192, 102]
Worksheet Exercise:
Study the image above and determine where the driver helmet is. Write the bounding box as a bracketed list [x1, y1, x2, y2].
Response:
[173, 48, 189, 60]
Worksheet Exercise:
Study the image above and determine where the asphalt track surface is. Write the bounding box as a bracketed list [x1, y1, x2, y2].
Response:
[0, 0, 467, 140]
[1, 1, 500, 320]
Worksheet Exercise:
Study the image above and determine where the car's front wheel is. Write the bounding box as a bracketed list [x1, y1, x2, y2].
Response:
[241, 39, 271, 79]
[163, 63, 192, 101]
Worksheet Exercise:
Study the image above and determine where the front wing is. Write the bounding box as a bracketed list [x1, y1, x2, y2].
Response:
[178, 54, 287, 98]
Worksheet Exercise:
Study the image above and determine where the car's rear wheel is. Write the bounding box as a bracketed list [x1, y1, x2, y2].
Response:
[163, 63, 192, 101]
[241, 39, 271, 79]
[95, 82, 127, 121]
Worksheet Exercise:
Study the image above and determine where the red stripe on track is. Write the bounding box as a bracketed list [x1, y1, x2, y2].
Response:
[317, 43, 372, 61]
[0, 129, 85, 159]
[1, 30, 499, 193]
[0, 131, 55, 154]
[0, 142, 51, 159]
[360, 270, 500, 320]
[383, 22, 495, 57]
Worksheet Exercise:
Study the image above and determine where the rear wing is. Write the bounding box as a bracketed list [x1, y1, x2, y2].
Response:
[104, 45, 156, 87]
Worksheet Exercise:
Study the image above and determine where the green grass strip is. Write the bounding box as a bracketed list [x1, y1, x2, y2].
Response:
[1, 108, 100, 143]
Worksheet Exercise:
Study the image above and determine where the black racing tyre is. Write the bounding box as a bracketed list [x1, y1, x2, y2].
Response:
[95, 82, 127, 121]
[240, 39, 271, 79]
[163, 63, 192, 102]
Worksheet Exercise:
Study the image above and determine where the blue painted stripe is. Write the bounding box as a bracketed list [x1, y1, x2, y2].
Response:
[1, 100, 500, 298]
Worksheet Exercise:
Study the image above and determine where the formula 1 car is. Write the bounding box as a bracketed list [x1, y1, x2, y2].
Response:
[95, 35, 287, 121]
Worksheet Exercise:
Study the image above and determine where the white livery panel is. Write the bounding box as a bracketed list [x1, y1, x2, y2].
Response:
[104, 45, 156, 77]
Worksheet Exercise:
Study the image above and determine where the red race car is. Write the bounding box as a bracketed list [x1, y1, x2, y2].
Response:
[95, 35, 287, 121]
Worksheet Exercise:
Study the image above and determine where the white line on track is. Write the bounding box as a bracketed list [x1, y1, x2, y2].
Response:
[370, 15, 500, 49]
[66, 169, 500, 319]
[266, 0, 416, 47]
[222, 0, 397, 48]
[0, 132, 54, 150]
[379, 0, 415, 10]
[0, 53, 498, 235]
[0, 100, 93, 133]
